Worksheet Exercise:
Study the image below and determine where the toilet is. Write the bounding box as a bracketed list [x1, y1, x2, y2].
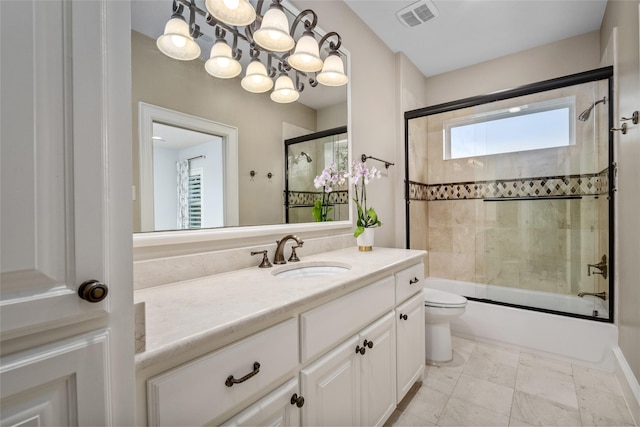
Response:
[424, 288, 468, 363]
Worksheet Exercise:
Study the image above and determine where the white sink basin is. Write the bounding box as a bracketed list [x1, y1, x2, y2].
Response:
[272, 262, 351, 279]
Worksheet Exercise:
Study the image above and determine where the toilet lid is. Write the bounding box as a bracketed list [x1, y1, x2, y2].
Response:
[424, 288, 467, 307]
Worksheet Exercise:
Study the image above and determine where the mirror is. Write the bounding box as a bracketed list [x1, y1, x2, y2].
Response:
[285, 126, 349, 224]
[131, 0, 350, 234]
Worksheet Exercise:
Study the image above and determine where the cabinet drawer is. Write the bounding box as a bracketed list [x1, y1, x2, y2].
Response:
[147, 318, 298, 427]
[395, 263, 424, 304]
[301, 277, 394, 363]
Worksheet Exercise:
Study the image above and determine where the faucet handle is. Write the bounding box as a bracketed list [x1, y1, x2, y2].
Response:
[289, 246, 301, 262]
[251, 250, 272, 268]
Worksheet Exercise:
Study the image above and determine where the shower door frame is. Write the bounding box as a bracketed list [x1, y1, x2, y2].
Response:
[404, 66, 615, 323]
[284, 126, 348, 223]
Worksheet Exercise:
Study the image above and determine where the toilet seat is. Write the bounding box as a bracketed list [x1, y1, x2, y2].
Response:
[424, 288, 467, 308]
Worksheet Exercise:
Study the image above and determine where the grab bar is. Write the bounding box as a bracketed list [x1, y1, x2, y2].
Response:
[483, 195, 583, 202]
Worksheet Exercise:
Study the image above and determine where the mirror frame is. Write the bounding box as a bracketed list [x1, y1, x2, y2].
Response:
[133, 0, 352, 250]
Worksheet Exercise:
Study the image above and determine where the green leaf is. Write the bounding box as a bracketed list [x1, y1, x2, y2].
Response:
[311, 199, 323, 222]
[354, 225, 365, 238]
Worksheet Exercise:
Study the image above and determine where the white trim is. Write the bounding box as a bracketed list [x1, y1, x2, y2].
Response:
[138, 102, 239, 230]
[613, 347, 640, 425]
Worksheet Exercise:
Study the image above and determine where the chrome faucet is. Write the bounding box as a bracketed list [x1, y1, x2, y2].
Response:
[273, 235, 304, 265]
[587, 255, 608, 279]
[578, 291, 607, 300]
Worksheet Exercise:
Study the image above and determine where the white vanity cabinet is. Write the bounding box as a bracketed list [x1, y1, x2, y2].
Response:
[395, 292, 426, 402]
[140, 254, 427, 427]
[300, 311, 396, 427]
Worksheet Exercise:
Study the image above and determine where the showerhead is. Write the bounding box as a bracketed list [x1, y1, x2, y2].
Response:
[300, 152, 312, 163]
[578, 96, 606, 121]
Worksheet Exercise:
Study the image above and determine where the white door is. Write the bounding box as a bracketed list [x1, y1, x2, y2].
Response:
[0, 0, 134, 425]
[300, 336, 360, 427]
[395, 292, 425, 403]
[359, 311, 396, 427]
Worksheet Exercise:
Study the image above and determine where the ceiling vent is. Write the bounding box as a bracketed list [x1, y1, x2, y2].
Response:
[396, 0, 439, 28]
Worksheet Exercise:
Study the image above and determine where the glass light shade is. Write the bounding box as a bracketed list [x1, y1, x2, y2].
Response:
[205, 41, 242, 79]
[241, 60, 274, 93]
[253, 7, 295, 52]
[287, 33, 323, 72]
[270, 75, 299, 103]
[205, 0, 256, 26]
[317, 53, 348, 86]
[156, 17, 201, 61]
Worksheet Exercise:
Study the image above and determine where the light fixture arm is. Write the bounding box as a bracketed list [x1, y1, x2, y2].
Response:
[289, 9, 318, 37]
[186, 0, 200, 39]
[171, 0, 185, 17]
[295, 73, 305, 92]
[318, 31, 342, 53]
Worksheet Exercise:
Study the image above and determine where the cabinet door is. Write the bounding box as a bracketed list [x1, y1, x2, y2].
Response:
[359, 311, 396, 427]
[0, 0, 133, 425]
[222, 379, 301, 427]
[396, 292, 425, 403]
[300, 336, 360, 427]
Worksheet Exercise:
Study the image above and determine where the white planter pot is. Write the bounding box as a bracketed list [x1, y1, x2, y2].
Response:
[357, 228, 375, 251]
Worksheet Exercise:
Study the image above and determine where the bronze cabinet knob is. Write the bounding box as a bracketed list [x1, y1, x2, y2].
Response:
[290, 393, 305, 408]
[355, 345, 366, 355]
[399, 313, 408, 321]
[363, 339, 373, 349]
[78, 280, 109, 303]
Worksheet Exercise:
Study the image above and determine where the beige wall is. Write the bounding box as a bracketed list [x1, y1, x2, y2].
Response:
[396, 52, 429, 250]
[423, 31, 601, 106]
[131, 31, 317, 230]
[601, 0, 640, 383]
[317, 102, 347, 130]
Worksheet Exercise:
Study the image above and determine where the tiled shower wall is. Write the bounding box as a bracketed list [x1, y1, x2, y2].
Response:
[408, 80, 609, 296]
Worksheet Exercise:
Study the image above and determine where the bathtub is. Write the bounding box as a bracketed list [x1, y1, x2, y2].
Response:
[425, 277, 618, 371]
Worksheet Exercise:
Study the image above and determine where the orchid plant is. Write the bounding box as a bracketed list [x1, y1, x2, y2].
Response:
[312, 162, 341, 222]
[345, 161, 382, 237]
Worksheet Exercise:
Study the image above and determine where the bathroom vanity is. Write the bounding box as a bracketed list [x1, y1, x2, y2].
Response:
[134, 247, 426, 426]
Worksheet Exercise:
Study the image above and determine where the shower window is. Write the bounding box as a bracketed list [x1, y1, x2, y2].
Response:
[405, 67, 614, 323]
[445, 97, 575, 159]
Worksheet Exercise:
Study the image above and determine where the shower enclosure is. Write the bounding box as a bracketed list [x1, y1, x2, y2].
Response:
[405, 67, 614, 322]
[285, 126, 349, 223]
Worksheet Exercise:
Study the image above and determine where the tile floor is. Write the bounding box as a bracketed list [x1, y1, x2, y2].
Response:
[386, 336, 636, 427]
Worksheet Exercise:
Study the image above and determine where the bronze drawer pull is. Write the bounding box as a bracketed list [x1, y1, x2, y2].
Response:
[409, 277, 419, 285]
[225, 362, 261, 387]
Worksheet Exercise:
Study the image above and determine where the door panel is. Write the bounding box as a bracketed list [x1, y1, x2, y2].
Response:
[359, 312, 396, 427]
[300, 336, 360, 427]
[0, 0, 107, 338]
[0, 331, 110, 426]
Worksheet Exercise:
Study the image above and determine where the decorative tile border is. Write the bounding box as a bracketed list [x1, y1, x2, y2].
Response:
[409, 168, 610, 201]
[286, 190, 349, 207]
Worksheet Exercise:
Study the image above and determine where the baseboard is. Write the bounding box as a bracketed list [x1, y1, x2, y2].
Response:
[613, 347, 640, 425]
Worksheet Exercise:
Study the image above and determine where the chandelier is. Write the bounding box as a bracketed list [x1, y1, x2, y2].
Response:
[156, 0, 348, 104]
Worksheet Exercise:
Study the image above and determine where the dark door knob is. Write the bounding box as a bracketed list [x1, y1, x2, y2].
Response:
[78, 280, 109, 303]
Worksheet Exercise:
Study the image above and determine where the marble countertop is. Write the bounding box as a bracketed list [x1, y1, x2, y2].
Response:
[134, 247, 426, 370]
